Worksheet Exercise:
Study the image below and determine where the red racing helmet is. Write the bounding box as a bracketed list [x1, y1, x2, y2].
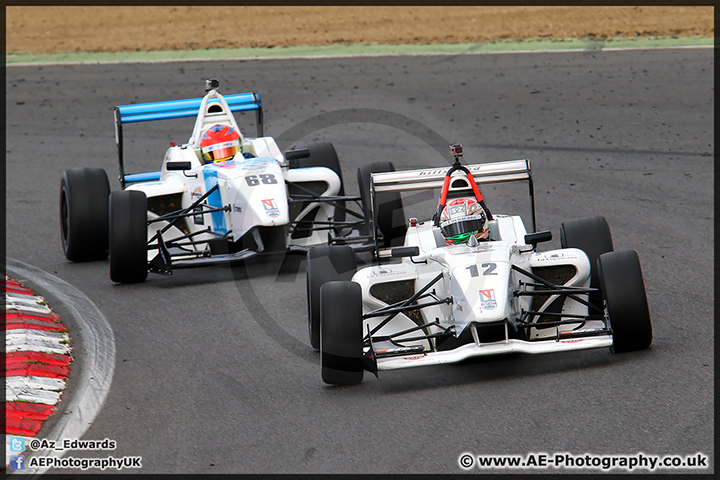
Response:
[200, 124, 241, 163]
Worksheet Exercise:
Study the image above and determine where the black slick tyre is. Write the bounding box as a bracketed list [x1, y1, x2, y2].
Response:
[306, 245, 357, 350]
[598, 250, 653, 353]
[289, 142, 346, 226]
[109, 190, 149, 284]
[320, 280, 364, 385]
[357, 161, 407, 248]
[560, 216, 613, 313]
[59, 167, 111, 261]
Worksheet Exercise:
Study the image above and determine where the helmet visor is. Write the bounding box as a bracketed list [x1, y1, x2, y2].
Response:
[202, 140, 240, 163]
[440, 217, 485, 238]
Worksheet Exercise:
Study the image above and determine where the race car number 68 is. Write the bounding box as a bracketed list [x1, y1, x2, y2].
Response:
[245, 174, 278, 186]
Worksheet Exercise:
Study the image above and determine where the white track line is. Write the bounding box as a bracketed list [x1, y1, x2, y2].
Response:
[5, 44, 713, 67]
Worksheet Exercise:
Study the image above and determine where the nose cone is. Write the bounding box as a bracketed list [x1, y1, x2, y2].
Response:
[447, 248, 511, 325]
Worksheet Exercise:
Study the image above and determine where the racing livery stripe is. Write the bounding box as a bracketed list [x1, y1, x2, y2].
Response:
[202, 166, 228, 235]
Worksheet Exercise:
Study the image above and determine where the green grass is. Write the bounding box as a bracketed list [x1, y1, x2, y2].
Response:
[6, 36, 713, 65]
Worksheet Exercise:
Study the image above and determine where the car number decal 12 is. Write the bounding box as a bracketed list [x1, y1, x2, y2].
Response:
[466, 263, 497, 277]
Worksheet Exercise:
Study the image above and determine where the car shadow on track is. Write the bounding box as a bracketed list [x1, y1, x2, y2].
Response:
[335, 348, 654, 394]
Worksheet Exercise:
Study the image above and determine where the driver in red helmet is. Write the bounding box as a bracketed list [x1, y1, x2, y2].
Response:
[199, 124, 242, 163]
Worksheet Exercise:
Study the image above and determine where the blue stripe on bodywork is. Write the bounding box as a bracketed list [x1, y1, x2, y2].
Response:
[124, 171, 161, 183]
[202, 167, 227, 235]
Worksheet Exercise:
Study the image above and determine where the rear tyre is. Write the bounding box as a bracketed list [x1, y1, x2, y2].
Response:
[306, 245, 357, 350]
[598, 250, 653, 353]
[59, 168, 110, 261]
[320, 280, 364, 385]
[357, 161, 407, 248]
[560, 216, 613, 313]
[288, 142, 346, 226]
[109, 190, 149, 284]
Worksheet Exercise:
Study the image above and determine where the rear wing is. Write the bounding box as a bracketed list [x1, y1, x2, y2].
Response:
[113, 91, 263, 188]
[370, 159, 537, 249]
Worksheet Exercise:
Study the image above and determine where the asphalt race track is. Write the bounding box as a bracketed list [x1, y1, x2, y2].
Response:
[5, 47, 714, 474]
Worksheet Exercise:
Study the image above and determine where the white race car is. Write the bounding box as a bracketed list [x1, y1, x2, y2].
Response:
[306, 144, 653, 385]
[59, 79, 395, 283]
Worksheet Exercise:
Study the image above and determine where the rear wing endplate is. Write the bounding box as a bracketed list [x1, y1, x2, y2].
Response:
[114, 92, 263, 188]
[369, 159, 537, 250]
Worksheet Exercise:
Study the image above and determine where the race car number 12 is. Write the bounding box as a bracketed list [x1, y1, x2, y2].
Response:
[467, 263, 497, 277]
[245, 174, 278, 186]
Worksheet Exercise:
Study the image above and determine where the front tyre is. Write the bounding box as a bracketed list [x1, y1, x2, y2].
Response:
[306, 245, 357, 350]
[320, 281, 364, 385]
[598, 250, 652, 353]
[109, 190, 149, 284]
[59, 168, 110, 261]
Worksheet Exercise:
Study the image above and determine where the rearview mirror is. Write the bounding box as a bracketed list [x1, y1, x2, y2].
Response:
[391, 246, 420, 258]
[285, 147, 310, 162]
[166, 161, 192, 171]
[525, 231, 552, 246]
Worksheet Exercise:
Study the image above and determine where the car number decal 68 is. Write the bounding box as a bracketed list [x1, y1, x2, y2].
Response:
[245, 174, 278, 186]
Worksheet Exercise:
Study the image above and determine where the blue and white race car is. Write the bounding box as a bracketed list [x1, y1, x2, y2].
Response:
[59, 79, 397, 283]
